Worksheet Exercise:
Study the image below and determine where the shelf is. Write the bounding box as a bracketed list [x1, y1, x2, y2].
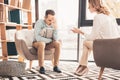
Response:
[0, 22, 32, 27]
[0, 21, 4, 24]
[0, 40, 7, 42]
[21, 24, 32, 27]
[6, 22, 17, 26]
[6, 5, 31, 12]
[0, 0, 32, 60]
[0, 2, 4, 5]
[0, 22, 17, 26]
[0, 40, 14, 43]
[5, 4, 20, 10]
[21, 8, 31, 12]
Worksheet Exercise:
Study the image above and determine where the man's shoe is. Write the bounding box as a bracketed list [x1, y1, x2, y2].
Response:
[53, 66, 62, 73]
[39, 67, 45, 74]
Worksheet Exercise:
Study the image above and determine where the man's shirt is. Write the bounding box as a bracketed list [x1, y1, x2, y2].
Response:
[33, 19, 58, 43]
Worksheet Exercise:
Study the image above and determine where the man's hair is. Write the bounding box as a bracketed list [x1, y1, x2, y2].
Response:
[45, 9, 55, 17]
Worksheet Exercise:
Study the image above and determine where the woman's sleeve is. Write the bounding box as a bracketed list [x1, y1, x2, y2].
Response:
[84, 16, 102, 41]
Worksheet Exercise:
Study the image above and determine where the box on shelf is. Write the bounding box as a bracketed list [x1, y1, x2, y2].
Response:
[0, 10, 3, 22]
[10, 0, 19, 7]
[6, 29, 16, 42]
[0, 0, 4, 3]
[22, 0, 31, 10]
[18, 0, 23, 8]
[0, 5, 4, 22]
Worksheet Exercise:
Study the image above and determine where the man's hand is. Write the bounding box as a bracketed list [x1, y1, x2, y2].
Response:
[52, 18, 58, 30]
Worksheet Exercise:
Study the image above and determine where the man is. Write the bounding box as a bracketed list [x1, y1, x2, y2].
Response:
[33, 9, 62, 74]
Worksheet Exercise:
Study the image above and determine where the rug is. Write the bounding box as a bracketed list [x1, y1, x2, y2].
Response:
[0, 63, 120, 80]
[0, 66, 81, 80]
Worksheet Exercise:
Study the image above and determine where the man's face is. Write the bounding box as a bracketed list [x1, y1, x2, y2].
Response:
[45, 14, 55, 26]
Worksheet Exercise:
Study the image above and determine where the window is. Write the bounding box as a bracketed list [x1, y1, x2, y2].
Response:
[79, 0, 120, 26]
[31, 0, 35, 23]
[38, 0, 79, 61]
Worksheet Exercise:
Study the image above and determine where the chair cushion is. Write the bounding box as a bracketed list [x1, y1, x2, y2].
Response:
[29, 47, 37, 55]
[0, 61, 26, 76]
[29, 47, 55, 55]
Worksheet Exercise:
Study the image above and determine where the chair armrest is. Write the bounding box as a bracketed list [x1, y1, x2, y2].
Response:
[20, 40, 38, 60]
[15, 33, 37, 60]
[15, 33, 25, 58]
[93, 38, 120, 69]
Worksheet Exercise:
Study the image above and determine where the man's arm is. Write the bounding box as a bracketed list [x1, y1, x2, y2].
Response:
[52, 19, 59, 40]
[34, 20, 52, 43]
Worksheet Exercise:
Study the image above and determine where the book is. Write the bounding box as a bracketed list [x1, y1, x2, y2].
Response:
[9, 9, 23, 24]
[4, 0, 9, 4]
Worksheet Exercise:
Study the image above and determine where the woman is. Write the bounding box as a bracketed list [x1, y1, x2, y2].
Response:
[71, 0, 120, 76]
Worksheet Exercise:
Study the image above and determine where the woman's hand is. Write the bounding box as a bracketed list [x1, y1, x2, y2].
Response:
[71, 27, 80, 33]
[71, 27, 84, 35]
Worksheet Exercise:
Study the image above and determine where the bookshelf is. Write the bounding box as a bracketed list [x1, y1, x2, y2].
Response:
[0, 0, 32, 60]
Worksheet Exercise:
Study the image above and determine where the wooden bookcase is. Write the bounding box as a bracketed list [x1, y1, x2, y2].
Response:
[0, 0, 32, 60]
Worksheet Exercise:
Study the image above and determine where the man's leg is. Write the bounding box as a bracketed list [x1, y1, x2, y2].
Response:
[33, 41, 46, 74]
[46, 41, 61, 73]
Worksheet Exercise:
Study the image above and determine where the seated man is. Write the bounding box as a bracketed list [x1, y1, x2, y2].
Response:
[33, 9, 62, 74]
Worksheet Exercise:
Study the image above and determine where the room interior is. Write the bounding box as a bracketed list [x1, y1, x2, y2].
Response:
[0, 0, 120, 80]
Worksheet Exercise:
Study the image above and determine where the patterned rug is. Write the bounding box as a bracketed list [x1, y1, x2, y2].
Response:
[0, 62, 120, 80]
[0, 66, 81, 80]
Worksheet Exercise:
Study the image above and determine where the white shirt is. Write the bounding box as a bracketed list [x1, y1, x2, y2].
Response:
[84, 13, 120, 41]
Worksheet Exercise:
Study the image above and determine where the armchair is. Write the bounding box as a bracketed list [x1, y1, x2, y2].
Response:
[93, 38, 120, 80]
[15, 29, 54, 69]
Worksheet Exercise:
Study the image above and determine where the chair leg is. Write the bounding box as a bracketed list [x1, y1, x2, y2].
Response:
[18, 55, 24, 62]
[98, 67, 105, 80]
[29, 60, 32, 69]
[52, 58, 54, 66]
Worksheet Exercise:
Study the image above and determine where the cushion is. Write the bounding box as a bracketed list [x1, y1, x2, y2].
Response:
[29, 47, 55, 55]
[29, 47, 37, 55]
[0, 61, 26, 76]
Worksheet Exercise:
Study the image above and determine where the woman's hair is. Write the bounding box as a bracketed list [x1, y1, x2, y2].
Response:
[88, 0, 110, 15]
